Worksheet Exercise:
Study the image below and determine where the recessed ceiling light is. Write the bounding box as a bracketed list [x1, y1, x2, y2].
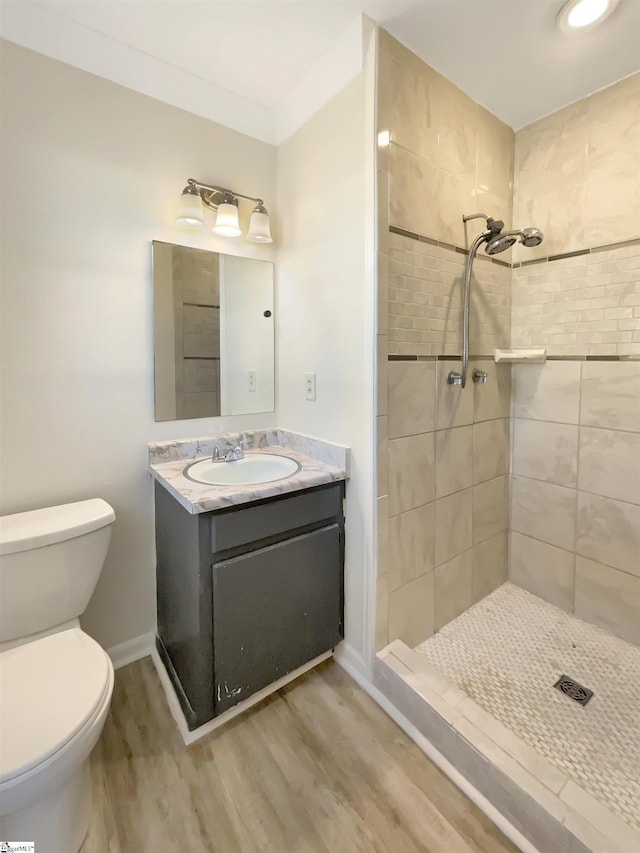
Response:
[557, 0, 619, 35]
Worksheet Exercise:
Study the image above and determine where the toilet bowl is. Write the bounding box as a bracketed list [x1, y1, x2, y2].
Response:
[0, 499, 116, 852]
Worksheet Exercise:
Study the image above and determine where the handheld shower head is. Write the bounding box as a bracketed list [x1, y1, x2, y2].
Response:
[520, 227, 543, 247]
[485, 233, 517, 255]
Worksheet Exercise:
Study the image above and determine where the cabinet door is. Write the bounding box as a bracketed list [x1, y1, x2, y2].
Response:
[212, 523, 343, 714]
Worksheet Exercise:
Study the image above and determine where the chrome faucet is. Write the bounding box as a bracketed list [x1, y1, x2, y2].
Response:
[211, 444, 245, 463]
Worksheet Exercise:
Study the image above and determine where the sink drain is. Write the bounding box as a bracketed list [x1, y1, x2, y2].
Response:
[554, 675, 594, 707]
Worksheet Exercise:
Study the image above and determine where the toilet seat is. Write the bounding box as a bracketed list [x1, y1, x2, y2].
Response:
[0, 628, 111, 784]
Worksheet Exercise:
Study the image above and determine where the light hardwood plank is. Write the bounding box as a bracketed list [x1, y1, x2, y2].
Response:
[82, 658, 519, 853]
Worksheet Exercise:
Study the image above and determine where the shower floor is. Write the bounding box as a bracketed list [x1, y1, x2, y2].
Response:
[415, 583, 640, 835]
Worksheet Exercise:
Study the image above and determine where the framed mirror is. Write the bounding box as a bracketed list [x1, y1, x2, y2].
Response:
[153, 241, 274, 421]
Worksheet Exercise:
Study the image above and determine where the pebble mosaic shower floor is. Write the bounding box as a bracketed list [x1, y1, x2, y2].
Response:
[415, 583, 640, 831]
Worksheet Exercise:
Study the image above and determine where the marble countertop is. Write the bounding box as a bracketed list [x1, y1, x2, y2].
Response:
[150, 445, 347, 514]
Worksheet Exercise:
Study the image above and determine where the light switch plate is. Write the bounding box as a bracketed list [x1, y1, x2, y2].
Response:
[248, 370, 257, 392]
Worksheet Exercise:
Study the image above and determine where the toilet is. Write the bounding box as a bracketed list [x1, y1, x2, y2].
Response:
[0, 498, 116, 853]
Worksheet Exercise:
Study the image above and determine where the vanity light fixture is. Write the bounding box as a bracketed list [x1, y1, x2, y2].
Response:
[557, 0, 619, 34]
[176, 178, 273, 243]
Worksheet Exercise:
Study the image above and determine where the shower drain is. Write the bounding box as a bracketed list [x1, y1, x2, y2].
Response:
[554, 675, 594, 707]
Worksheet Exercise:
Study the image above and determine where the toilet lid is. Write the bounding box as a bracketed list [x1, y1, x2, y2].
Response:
[0, 629, 111, 783]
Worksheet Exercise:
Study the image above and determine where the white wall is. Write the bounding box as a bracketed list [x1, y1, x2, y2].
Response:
[276, 25, 377, 671]
[0, 40, 277, 650]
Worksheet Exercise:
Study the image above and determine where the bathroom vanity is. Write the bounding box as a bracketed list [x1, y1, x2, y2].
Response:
[149, 431, 348, 731]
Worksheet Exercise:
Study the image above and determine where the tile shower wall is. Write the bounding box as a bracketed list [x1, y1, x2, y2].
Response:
[378, 29, 514, 249]
[512, 242, 640, 356]
[511, 71, 640, 355]
[376, 32, 639, 651]
[388, 231, 511, 356]
[376, 29, 515, 650]
[509, 72, 640, 645]
[377, 358, 511, 650]
[510, 360, 640, 645]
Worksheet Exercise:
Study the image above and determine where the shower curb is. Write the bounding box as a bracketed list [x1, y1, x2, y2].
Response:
[374, 641, 638, 853]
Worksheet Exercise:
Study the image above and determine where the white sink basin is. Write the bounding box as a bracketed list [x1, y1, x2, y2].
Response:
[184, 453, 301, 486]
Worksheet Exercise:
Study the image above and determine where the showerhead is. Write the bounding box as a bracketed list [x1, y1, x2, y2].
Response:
[485, 233, 517, 255]
[484, 225, 544, 255]
[520, 227, 544, 247]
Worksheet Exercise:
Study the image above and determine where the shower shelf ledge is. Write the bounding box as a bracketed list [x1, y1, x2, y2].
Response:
[494, 348, 547, 363]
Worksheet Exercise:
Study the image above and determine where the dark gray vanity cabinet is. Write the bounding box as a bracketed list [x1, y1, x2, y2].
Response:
[154, 480, 345, 729]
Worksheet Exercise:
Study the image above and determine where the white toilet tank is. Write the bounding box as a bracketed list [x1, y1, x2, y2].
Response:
[0, 499, 115, 643]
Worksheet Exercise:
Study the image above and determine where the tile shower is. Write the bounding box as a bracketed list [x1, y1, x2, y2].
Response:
[375, 28, 639, 853]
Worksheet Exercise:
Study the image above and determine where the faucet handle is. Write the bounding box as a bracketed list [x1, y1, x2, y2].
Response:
[212, 446, 222, 461]
[473, 369, 488, 384]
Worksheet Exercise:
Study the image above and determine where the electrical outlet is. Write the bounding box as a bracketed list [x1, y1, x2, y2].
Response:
[248, 370, 256, 392]
[305, 372, 316, 401]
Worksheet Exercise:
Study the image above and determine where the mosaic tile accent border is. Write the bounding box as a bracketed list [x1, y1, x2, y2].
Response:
[388, 353, 640, 362]
[389, 224, 640, 269]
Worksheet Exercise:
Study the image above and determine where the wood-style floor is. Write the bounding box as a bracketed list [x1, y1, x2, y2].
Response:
[82, 658, 519, 853]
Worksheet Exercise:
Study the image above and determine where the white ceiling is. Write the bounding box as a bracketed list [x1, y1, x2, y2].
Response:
[2, 0, 639, 141]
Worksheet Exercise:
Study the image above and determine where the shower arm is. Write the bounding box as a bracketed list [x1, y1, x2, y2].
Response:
[447, 231, 489, 389]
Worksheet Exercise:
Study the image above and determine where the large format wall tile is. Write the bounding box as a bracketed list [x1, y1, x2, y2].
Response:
[513, 362, 581, 424]
[580, 362, 640, 432]
[578, 427, 640, 505]
[476, 105, 514, 224]
[513, 419, 578, 488]
[389, 502, 436, 590]
[472, 418, 509, 485]
[576, 492, 640, 577]
[516, 98, 588, 200]
[435, 489, 472, 566]
[514, 183, 587, 260]
[388, 360, 436, 438]
[436, 361, 473, 429]
[388, 432, 435, 515]
[435, 550, 473, 630]
[585, 166, 640, 248]
[587, 71, 640, 175]
[389, 144, 474, 246]
[575, 556, 640, 645]
[510, 532, 575, 612]
[473, 361, 511, 423]
[379, 29, 477, 183]
[511, 475, 576, 551]
[388, 570, 435, 647]
[472, 476, 508, 545]
[472, 532, 508, 604]
[435, 426, 473, 498]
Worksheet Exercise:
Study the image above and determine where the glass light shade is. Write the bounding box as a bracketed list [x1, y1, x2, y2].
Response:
[213, 201, 241, 237]
[246, 209, 272, 243]
[176, 189, 204, 228]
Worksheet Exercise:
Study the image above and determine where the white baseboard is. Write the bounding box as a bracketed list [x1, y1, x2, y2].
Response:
[333, 640, 371, 680]
[107, 631, 154, 670]
[336, 657, 540, 853]
[152, 645, 334, 746]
